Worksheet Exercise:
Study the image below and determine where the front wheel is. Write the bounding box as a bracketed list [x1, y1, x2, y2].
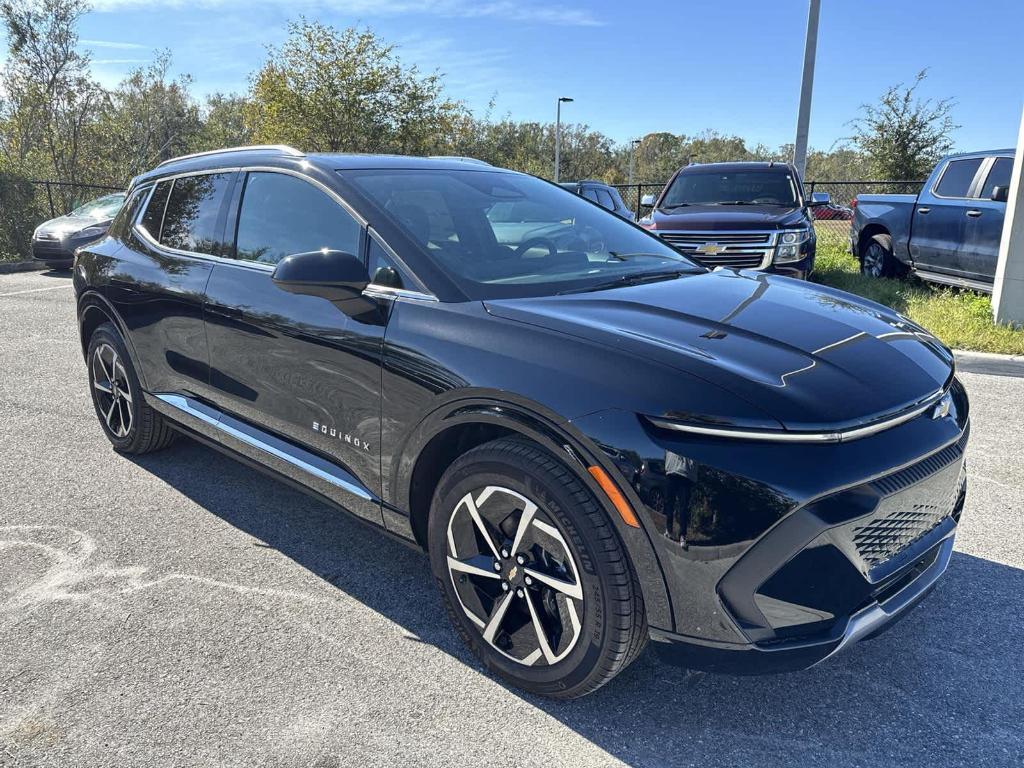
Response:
[428, 437, 647, 699]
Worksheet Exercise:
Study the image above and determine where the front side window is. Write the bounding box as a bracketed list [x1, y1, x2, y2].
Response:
[661, 170, 799, 207]
[160, 173, 234, 255]
[345, 169, 697, 300]
[980, 158, 1013, 199]
[234, 172, 361, 265]
[934, 158, 983, 198]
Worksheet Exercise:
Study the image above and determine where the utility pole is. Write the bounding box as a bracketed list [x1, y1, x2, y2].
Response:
[627, 138, 641, 186]
[993, 103, 1024, 325]
[554, 96, 573, 182]
[792, 0, 820, 180]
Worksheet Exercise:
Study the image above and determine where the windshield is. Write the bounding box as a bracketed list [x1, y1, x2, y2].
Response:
[70, 192, 126, 219]
[661, 170, 799, 207]
[343, 169, 699, 299]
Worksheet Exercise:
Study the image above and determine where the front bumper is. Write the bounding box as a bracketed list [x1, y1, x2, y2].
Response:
[32, 240, 74, 266]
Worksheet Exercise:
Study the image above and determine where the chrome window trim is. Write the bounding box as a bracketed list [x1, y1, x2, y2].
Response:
[647, 389, 948, 444]
[362, 285, 438, 303]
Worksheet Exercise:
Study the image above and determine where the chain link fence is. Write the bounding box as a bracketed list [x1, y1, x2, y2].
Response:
[1, 178, 124, 261]
[613, 179, 924, 253]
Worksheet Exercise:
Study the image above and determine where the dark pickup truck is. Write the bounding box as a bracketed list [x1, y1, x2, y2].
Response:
[852, 149, 1014, 292]
[638, 161, 828, 280]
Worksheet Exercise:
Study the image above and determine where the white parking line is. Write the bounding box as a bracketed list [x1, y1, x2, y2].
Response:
[0, 284, 72, 298]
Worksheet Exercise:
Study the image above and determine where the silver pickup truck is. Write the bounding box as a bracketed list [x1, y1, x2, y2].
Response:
[851, 149, 1014, 292]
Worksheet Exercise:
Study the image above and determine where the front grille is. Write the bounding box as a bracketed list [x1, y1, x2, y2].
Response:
[871, 424, 969, 496]
[852, 463, 966, 567]
[657, 230, 775, 270]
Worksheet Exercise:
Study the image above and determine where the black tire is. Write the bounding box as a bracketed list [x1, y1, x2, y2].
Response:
[428, 437, 647, 699]
[859, 233, 906, 278]
[86, 323, 177, 454]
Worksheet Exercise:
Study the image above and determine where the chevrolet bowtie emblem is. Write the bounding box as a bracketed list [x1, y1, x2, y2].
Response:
[931, 394, 952, 420]
[508, 566, 518, 580]
[695, 242, 725, 255]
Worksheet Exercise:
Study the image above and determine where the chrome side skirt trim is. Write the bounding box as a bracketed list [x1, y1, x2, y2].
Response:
[154, 394, 376, 501]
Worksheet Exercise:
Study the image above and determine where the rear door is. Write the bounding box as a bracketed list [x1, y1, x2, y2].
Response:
[203, 169, 388, 524]
[107, 171, 234, 399]
[911, 157, 986, 274]
[959, 156, 1012, 283]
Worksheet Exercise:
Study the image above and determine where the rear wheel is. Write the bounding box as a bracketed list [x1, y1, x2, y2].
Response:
[428, 437, 646, 699]
[859, 233, 905, 278]
[87, 323, 177, 454]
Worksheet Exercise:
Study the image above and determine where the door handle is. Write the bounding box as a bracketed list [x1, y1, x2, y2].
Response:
[917, 207, 930, 214]
[966, 209, 982, 218]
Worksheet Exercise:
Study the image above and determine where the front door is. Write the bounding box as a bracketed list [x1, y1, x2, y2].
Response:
[960, 156, 1012, 283]
[203, 170, 387, 524]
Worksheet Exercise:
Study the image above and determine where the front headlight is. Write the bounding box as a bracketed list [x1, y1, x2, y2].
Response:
[775, 228, 811, 262]
[76, 226, 106, 239]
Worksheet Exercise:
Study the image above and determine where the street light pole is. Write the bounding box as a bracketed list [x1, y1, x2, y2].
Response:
[627, 138, 641, 186]
[792, 0, 820, 180]
[554, 96, 573, 182]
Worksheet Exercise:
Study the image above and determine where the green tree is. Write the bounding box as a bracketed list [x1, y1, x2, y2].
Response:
[245, 20, 465, 154]
[849, 70, 958, 180]
[194, 93, 251, 152]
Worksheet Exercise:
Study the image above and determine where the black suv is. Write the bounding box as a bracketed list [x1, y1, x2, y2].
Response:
[75, 146, 969, 699]
[640, 161, 828, 279]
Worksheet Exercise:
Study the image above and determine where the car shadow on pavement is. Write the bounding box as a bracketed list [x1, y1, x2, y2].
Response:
[130, 439, 1023, 768]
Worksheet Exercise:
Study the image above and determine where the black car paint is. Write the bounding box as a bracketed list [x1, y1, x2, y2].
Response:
[74, 149, 968, 674]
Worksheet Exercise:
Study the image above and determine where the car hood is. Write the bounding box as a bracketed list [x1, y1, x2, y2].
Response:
[484, 270, 954, 432]
[649, 205, 806, 231]
[35, 215, 111, 238]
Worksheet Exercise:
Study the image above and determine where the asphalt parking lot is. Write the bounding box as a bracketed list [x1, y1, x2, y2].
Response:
[1, 269, 1022, 768]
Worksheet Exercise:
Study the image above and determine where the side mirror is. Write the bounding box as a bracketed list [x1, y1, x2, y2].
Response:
[272, 249, 370, 302]
[640, 194, 657, 207]
[808, 191, 831, 207]
[991, 185, 1010, 203]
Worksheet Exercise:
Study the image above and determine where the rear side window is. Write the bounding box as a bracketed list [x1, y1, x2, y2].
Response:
[160, 173, 234, 255]
[110, 184, 151, 239]
[596, 188, 615, 210]
[934, 158, 983, 198]
[980, 158, 1013, 199]
[139, 181, 171, 241]
[234, 172, 361, 265]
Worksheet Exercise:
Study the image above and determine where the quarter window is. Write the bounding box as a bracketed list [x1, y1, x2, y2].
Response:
[596, 189, 616, 210]
[934, 158, 983, 198]
[367, 238, 412, 289]
[139, 180, 171, 241]
[234, 172, 361, 265]
[160, 173, 234, 254]
[111, 184, 151, 239]
[980, 158, 1013, 200]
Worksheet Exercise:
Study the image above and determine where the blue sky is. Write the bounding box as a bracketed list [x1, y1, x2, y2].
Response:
[28, 0, 1024, 151]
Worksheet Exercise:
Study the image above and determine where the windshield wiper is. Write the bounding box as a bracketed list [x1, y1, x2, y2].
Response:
[557, 269, 695, 295]
[660, 202, 691, 209]
[717, 201, 757, 206]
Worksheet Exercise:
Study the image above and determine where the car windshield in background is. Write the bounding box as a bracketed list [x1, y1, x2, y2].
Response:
[71, 193, 126, 219]
[343, 169, 699, 299]
[661, 170, 799, 208]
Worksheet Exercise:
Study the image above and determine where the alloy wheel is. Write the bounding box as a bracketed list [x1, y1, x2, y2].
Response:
[445, 485, 584, 667]
[862, 242, 885, 277]
[92, 343, 133, 438]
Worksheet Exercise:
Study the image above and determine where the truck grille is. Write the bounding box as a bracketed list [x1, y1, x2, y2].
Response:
[657, 230, 776, 270]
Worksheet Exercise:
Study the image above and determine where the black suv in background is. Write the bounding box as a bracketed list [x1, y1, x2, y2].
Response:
[75, 146, 968, 699]
[639, 161, 828, 279]
[560, 180, 634, 219]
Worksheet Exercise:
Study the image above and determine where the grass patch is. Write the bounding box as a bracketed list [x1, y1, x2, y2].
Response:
[812, 243, 1024, 355]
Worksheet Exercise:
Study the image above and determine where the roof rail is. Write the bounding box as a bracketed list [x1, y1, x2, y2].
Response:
[156, 144, 304, 168]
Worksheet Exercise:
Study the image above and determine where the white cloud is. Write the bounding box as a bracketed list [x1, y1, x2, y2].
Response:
[80, 38, 147, 49]
[88, 0, 605, 27]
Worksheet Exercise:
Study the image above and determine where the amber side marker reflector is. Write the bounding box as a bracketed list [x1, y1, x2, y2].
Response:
[587, 466, 640, 528]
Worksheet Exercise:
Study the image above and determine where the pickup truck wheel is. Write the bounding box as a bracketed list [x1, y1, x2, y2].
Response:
[860, 234, 904, 278]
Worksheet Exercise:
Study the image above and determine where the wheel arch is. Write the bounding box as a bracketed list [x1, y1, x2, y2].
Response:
[857, 223, 891, 258]
[393, 394, 673, 629]
[77, 291, 148, 390]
